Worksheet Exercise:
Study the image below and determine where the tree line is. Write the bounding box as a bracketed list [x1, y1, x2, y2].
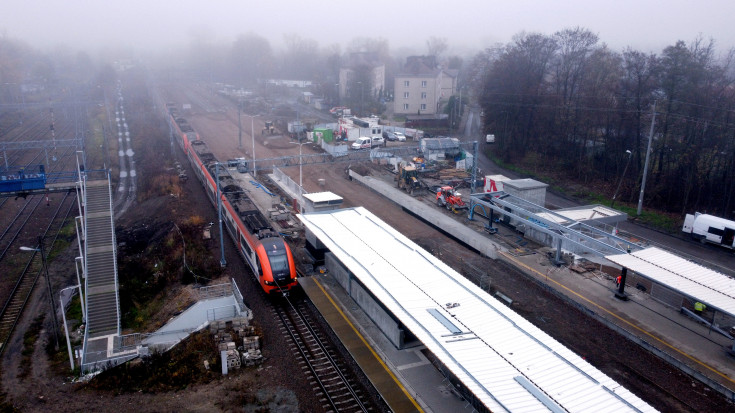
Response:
[472, 28, 735, 219]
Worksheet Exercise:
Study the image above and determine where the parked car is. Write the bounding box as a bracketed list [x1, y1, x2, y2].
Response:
[372, 135, 385, 146]
[351, 137, 372, 150]
[393, 132, 406, 142]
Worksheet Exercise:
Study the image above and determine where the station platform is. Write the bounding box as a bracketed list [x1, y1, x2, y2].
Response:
[344, 168, 735, 403]
[499, 249, 735, 398]
[299, 275, 468, 413]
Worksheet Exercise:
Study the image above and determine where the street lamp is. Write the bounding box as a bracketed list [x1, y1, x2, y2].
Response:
[20, 236, 59, 349]
[214, 163, 227, 268]
[237, 99, 243, 149]
[357, 81, 363, 116]
[611, 150, 632, 209]
[250, 114, 258, 177]
[290, 140, 308, 196]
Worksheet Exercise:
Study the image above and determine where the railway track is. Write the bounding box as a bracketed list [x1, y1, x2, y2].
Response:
[272, 297, 373, 413]
[0, 190, 77, 355]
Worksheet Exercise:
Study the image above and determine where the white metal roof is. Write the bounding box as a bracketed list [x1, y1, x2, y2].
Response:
[298, 207, 656, 413]
[606, 247, 735, 316]
[536, 205, 624, 225]
[303, 191, 343, 204]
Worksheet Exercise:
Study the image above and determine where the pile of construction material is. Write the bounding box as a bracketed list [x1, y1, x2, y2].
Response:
[210, 316, 263, 374]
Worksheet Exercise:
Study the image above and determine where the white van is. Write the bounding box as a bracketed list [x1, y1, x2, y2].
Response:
[486, 134, 495, 143]
[351, 137, 372, 150]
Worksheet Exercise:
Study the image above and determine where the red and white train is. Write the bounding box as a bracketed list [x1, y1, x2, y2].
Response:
[166, 104, 298, 295]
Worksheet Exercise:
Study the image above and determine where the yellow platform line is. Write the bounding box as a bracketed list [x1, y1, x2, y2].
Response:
[312, 278, 424, 412]
[501, 251, 735, 386]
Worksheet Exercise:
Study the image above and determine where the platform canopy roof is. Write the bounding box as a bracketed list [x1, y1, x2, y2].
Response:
[606, 247, 735, 317]
[299, 207, 655, 413]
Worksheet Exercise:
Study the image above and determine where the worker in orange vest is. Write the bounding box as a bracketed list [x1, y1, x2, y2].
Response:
[616, 275, 622, 288]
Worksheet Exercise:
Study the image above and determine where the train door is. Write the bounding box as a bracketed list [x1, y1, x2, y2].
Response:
[239, 233, 257, 275]
[723, 227, 735, 247]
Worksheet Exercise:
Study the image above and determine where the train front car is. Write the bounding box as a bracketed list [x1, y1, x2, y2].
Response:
[257, 238, 298, 295]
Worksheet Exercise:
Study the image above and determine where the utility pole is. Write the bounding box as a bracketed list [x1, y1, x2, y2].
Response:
[471, 140, 478, 194]
[251, 115, 256, 177]
[215, 164, 226, 268]
[637, 101, 657, 216]
[21, 237, 59, 349]
[237, 100, 243, 149]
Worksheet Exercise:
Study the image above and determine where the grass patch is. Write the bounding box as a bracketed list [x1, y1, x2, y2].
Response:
[18, 315, 45, 380]
[486, 149, 682, 232]
[65, 294, 84, 330]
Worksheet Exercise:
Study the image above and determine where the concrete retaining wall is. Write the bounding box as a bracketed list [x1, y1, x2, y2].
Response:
[348, 169, 501, 260]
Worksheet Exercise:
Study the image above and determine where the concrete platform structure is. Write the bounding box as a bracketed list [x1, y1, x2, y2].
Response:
[310, 168, 735, 405]
[298, 207, 655, 412]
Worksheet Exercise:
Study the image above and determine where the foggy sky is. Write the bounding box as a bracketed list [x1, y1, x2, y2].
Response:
[2, 0, 734, 55]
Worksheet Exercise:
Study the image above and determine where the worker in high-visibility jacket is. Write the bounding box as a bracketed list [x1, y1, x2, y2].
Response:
[694, 302, 706, 313]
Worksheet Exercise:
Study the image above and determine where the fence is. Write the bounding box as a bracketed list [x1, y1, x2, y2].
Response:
[320, 139, 349, 157]
[272, 167, 304, 198]
[197, 282, 232, 300]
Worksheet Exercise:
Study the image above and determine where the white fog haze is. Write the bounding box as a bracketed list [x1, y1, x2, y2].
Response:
[4, 1, 735, 412]
[2, 0, 735, 54]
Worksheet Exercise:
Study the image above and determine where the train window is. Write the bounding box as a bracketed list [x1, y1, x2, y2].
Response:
[708, 227, 724, 236]
[240, 235, 252, 256]
[256, 257, 263, 276]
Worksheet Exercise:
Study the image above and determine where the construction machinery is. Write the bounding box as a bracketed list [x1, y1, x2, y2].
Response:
[436, 186, 467, 211]
[396, 165, 422, 195]
[262, 121, 276, 135]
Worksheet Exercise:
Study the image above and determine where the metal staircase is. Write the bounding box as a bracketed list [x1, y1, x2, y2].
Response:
[80, 177, 121, 371]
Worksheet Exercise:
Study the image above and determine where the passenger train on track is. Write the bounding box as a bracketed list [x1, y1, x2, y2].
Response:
[165, 103, 298, 295]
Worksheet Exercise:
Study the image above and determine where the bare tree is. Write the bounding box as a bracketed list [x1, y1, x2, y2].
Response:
[426, 36, 448, 58]
[229, 33, 273, 86]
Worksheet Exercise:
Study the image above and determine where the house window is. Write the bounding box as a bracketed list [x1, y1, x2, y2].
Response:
[421, 80, 427, 88]
[403, 103, 409, 110]
[404, 80, 410, 87]
[421, 104, 427, 110]
[421, 92, 427, 99]
[404, 92, 409, 99]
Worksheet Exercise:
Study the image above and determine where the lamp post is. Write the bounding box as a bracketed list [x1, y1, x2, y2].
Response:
[237, 100, 243, 149]
[290, 141, 308, 195]
[20, 236, 59, 349]
[250, 114, 257, 177]
[611, 150, 632, 209]
[214, 163, 226, 267]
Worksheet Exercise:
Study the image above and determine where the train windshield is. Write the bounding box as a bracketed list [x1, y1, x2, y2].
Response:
[267, 251, 289, 274]
[264, 240, 291, 276]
